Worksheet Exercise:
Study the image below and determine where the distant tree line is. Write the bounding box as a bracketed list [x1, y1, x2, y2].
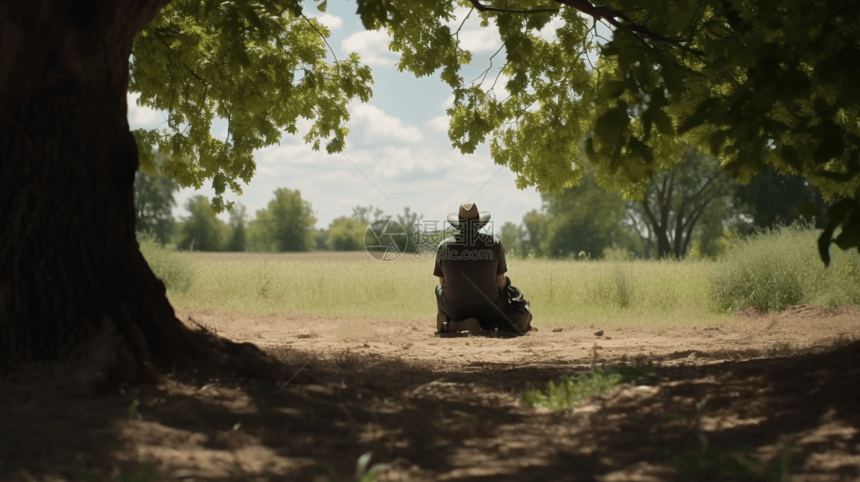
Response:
[135, 146, 828, 259]
[499, 148, 829, 260]
[133, 174, 427, 253]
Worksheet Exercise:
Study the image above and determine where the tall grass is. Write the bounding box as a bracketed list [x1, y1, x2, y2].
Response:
[164, 223, 860, 326]
[709, 221, 860, 313]
[138, 232, 195, 295]
[167, 255, 725, 327]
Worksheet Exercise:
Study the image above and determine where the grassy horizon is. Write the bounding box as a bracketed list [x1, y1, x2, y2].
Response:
[150, 223, 860, 327]
[162, 253, 727, 327]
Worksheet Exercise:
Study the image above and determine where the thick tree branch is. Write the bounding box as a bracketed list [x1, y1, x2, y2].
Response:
[681, 200, 709, 254]
[552, 0, 682, 43]
[661, 170, 676, 231]
[468, 0, 560, 14]
[684, 172, 719, 204]
[673, 197, 686, 255]
[468, 0, 682, 43]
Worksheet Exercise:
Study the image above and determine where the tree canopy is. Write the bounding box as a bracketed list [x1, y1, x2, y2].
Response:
[177, 195, 229, 251]
[131, 0, 860, 264]
[131, 0, 372, 211]
[632, 148, 737, 258]
[354, 0, 860, 263]
[247, 188, 317, 252]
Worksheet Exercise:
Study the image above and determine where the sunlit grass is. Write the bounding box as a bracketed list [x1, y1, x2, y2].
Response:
[709, 221, 860, 313]
[165, 255, 729, 327]
[509, 258, 725, 326]
[154, 223, 860, 328]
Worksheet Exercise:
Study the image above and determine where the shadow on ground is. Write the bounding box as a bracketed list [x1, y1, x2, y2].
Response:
[1, 332, 859, 481]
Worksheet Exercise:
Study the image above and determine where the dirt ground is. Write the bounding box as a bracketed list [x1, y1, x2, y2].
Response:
[3, 305, 860, 482]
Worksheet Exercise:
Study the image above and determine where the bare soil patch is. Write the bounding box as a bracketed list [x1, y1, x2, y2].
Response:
[3, 305, 860, 481]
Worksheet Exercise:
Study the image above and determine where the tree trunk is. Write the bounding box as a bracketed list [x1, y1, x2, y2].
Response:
[642, 198, 672, 259]
[0, 0, 274, 389]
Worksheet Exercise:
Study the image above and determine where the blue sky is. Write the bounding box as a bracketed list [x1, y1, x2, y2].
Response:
[127, 2, 589, 232]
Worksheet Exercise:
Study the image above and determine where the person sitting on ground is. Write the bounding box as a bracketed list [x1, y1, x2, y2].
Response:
[434, 202, 533, 336]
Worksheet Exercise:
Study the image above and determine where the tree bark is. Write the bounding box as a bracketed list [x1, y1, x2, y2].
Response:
[642, 185, 672, 258]
[0, 0, 275, 389]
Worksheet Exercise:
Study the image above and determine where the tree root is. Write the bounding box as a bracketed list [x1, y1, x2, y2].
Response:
[66, 315, 284, 394]
[72, 317, 158, 394]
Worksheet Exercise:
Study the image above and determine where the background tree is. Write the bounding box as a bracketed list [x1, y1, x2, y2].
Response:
[313, 228, 330, 251]
[176, 195, 228, 252]
[247, 188, 316, 253]
[521, 210, 551, 258]
[246, 209, 275, 253]
[327, 216, 367, 251]
[395, 207, 424, 254]
[734, 169, 830, 234]
[499, 222, 526, 257]
[226, 203, 248, 252]
[134, 170, 178, 245]
[628, 149, 737, 258]
[352, 205, 386, 226]
[541, 166, 638, 259]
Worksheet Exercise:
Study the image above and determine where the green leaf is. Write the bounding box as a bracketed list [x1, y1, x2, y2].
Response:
[627, 137, 654, 167]
[597, 80, 628, 103]
[818, 198, 856, 267]
[317, 0, 327, 13]
[678, 98, 721, 134]
[779, 145, 804, 172]
[833, 204, 860, 252]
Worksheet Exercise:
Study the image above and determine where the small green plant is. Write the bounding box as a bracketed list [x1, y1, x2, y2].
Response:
[137, 232, 195, 295]
[521, 365, 657, 410]
[328, 451, 389, 482]
[127, 399, 139, 420]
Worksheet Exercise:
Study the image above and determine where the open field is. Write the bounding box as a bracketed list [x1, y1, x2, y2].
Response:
[170, 252, 729, 327]
[3, 304, 860, 481]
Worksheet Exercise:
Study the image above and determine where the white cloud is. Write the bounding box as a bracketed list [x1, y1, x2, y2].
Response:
[445, 6, 503, 53]
[427, 116, 449, 132]
[312, 13, 342, 30]
[535, 17, 565, 43]
[350, 104, 423, 143]
[127, 92, 159, 127]
[342, 30, 398, 66]
[458, 28, 502, 53]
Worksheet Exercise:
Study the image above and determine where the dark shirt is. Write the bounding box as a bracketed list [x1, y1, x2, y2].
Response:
[433, 231, 507, 317]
